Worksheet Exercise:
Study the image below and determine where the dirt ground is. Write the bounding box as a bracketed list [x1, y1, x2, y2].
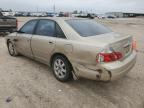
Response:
[0, 17, 144, 108]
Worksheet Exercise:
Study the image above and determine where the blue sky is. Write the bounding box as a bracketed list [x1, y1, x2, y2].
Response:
[0, 0, 144, 13]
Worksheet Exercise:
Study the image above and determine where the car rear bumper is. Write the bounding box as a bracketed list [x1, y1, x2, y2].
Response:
[73, 51, 137, 81]
[101, 51, 136, 81]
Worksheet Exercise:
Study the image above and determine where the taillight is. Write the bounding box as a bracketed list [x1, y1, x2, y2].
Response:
[96, 52, 123, 63]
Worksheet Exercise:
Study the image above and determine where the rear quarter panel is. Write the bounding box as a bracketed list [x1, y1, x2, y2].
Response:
[53, 39, 103, 68]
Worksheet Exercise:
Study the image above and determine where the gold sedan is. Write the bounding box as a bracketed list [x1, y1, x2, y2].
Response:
[6, 18, 137, 82]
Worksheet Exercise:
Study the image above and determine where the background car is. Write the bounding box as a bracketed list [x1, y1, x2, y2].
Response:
[107, 15, 117, 18]
[0, 11, 17, 33]
[77, 13, 95, 19]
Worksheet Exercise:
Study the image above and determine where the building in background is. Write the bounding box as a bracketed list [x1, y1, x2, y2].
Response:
[106, 12, 144, 18]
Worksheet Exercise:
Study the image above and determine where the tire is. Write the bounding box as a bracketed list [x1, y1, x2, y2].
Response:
[7, 41, 18, 56]
[52, 55, 73, 82]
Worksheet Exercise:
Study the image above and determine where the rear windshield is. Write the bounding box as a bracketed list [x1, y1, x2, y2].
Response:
[66, 19, 112, 37]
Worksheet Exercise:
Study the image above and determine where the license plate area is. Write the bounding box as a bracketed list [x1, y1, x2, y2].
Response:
[124, 45, 130, 54]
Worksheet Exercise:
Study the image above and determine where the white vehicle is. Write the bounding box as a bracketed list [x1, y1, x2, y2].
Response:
[2, 11, 15, 16]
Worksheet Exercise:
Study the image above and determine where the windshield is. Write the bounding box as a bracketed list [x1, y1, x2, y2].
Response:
[66, 19, 112, 37]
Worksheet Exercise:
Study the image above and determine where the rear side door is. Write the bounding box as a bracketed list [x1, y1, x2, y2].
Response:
[31, 19, 56, 63]
[15, 20, 38, 58]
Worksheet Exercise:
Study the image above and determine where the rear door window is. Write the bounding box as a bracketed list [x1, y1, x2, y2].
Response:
[55, 24, 66, 39]
[35, 20, 55, 37]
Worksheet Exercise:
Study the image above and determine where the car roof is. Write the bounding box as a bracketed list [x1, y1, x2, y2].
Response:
[31, 17, 90, 22]
[27, 17, 92, 40]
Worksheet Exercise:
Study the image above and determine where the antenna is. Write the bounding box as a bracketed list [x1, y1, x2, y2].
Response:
[53, 4, 55, 14]
[36, 5, 39, 13]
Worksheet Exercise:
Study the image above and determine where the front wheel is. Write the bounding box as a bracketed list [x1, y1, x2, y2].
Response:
[7, 41, 18, 56]
[52, 55, 73, 82]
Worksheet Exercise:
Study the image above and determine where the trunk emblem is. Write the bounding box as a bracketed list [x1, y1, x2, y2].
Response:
[123, 42, 131, 54]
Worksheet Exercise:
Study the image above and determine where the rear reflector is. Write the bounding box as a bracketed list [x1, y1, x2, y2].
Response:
[96, 52, 123, 63]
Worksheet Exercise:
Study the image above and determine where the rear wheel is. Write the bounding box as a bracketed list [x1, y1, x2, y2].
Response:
[52, 55, 73, 82]
[8, 41, 18, 56]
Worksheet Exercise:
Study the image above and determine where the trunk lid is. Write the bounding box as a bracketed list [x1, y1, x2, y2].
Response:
[82, 32, 133, 59]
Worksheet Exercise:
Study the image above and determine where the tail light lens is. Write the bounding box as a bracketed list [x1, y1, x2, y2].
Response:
[96, 52, 123, 63]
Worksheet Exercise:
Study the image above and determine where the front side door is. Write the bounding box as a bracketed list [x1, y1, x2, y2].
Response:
[31, 19, 56, 63]
[15, 20, 38, 58]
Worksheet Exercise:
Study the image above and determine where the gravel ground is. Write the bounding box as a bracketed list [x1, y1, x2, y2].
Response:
[0, 17, 144, 108]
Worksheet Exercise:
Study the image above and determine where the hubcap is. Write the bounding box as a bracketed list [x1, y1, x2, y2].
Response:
[54, 59, 66, 78]
[9, 43, 15, 55]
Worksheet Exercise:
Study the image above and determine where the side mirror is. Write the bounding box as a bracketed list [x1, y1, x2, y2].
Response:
[16, 30, 20, 33]
[17, 30, 25, 33]
[14, 30, 18, 32]
[9, 29, 18, 33]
